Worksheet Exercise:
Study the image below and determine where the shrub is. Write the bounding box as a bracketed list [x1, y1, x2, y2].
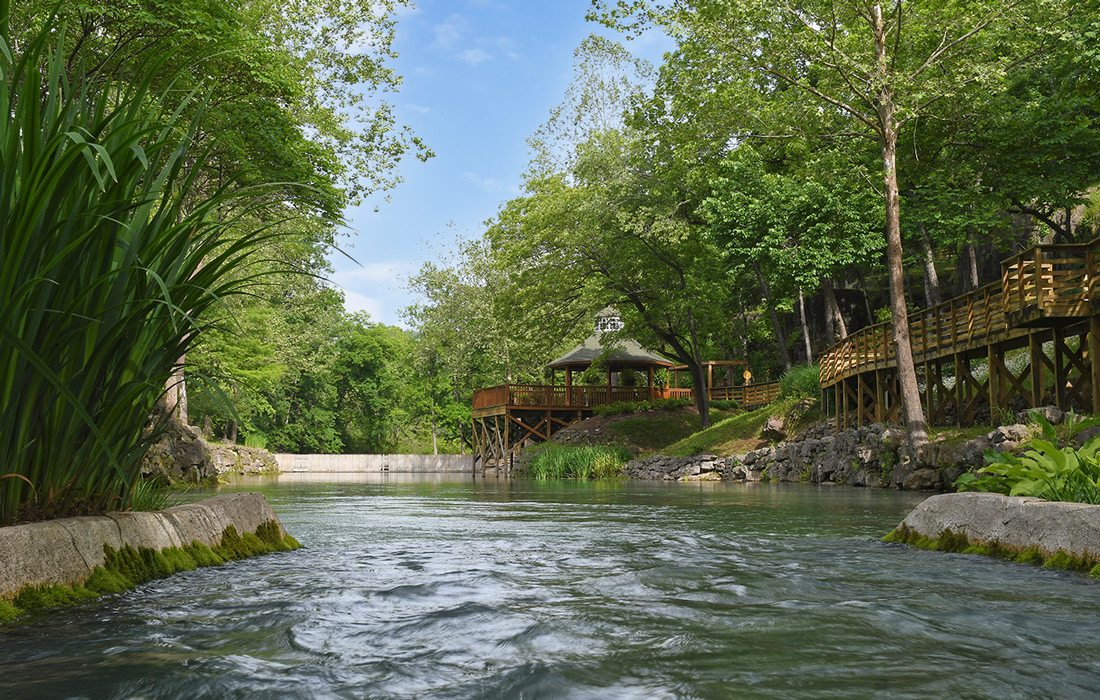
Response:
[779, 364, 820, 399]
[956, 413, 1100, 504]
[525, 444, 631, 480]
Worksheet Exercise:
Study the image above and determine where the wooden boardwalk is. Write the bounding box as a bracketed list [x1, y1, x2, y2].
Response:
[471, 383, 780, 474]
[820, 240, 1100, 428]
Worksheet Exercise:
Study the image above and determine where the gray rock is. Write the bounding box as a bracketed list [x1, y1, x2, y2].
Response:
[989, 423, 1032, 445]
[902, 467, 941, 491]
[762, 416, 787, 442]
[898, 492, 1100, 560]
[1017, 405, 1064, 426]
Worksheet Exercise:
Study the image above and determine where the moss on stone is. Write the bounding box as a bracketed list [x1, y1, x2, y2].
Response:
[885, 524, 1100, 577]
[1, 519, 300, 625]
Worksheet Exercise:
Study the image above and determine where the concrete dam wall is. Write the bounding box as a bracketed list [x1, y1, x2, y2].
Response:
[273, 453, 472, 474]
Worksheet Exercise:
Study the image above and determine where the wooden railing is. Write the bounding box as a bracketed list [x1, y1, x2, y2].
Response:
[473, 382, 782, 410]
[820, 240, 1100, 388]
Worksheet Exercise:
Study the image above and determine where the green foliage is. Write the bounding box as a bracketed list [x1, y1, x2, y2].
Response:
[779, 364, 821, 400]
[956, 415, 1100, 504]
[0, 18, 283, 523]
[525, 444, 631, 480]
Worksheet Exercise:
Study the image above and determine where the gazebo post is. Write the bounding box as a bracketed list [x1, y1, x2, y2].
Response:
[648, 366, 655, 400]
[565, 368, 573, 405]
[607, 365, 613, 400]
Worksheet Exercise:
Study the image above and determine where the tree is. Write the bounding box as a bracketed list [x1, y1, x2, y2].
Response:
[592, 0, 1071, 448]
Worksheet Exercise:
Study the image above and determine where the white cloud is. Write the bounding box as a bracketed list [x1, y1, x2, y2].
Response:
[341, 289, 384, 320]
[455, 48, 493, 66]
[432, 14, 465, 48]
[462, 172, 518, 195]
[405, 102, 431, 114]
[494, 37, 520, 60]
[331, 261, 417, 286]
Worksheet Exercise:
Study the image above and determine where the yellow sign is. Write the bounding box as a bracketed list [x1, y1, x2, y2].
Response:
[743, 369, 752, 383]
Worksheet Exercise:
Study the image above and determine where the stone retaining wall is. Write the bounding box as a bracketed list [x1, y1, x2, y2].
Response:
[895, 492, 1100, 558]
[0, 493, 287, 599]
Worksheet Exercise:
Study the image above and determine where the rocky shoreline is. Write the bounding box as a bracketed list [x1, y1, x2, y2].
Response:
[625, 407, 1071, 491]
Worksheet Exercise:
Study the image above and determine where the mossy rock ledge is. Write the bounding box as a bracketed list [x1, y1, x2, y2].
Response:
[886, 492, 1100, 575]
[0, 493, 300, 622]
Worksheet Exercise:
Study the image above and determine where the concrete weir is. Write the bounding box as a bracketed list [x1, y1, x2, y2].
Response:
[274, 453, 472, 474]
[894, 492, 1100, 560]
[0, 493, 292, 601]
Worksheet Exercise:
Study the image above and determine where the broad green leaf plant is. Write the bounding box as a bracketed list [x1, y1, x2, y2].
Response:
[956, 413, 1100, 504]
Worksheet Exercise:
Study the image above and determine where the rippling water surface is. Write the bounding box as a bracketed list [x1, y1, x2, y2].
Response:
[3, 476, 1100, 699]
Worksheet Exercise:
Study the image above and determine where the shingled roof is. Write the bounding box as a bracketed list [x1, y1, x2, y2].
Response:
[546, 333, 674, 370]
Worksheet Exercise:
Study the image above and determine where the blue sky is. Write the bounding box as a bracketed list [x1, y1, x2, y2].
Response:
[328, 1, 672, 326]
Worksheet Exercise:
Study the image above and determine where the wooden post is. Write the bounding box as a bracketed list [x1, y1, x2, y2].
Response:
[1091, 316, 1100, 415]
[1054, 327, 1066, 410]
[648, 366, 655, 401]
[987, 344, 998, 422]
[1029, 332, 1044, 408]
[954, 353, 966, 426]
[874, 370, 885, 423]
[565, 368, 573, 406]
[707, 363, 714, 394]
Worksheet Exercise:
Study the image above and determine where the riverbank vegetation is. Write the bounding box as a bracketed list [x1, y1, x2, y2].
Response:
[0, 1, 425, 523]
[525, 444, 632, 480]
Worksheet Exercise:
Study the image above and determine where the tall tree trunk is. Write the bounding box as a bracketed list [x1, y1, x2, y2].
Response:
[431, 414, 439, 455]
[874, 4, 928, 450]
[798, 287, 813, 364]
[966, 243, 980, 290]
[822, 278, 847, 342]
[919, 225, 941, 307]
[164, 360, 187, 425]
[754, 262, 792, 372]
[689, 358, 711, 429]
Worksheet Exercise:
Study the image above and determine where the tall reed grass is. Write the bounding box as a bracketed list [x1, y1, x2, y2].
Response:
[525, 444, 631, 480]
[0, 20, 277, 523]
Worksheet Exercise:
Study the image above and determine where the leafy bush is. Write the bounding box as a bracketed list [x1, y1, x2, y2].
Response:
[956, 414, 1100, 504]
[525, 444, 631, 479]
[779, 364, 821, 399]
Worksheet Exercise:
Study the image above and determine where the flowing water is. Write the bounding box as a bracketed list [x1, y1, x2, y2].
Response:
[3, 476, 1100, 699]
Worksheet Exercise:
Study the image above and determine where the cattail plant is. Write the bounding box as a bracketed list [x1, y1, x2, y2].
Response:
[0, 16, 280, 523]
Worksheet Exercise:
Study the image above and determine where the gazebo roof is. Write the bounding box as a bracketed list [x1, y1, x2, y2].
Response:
[547, 333, 674, 370]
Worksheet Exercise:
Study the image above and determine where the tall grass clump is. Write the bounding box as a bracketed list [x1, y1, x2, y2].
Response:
[526, 444, 631, 480]
[779, 364, 820, 399]
[0, 19, 278, 523]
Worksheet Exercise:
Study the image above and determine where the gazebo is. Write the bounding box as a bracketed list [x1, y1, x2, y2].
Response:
[546, 309, 674, 397]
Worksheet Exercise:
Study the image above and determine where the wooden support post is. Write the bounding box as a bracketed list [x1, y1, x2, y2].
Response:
[1054, 327, 1066, 410]
[1091, 316, 1100, 415]
[707, 363, 714, 394]
[954, 353, 965, 426]
[565, 368, 573, 406]
[648, 366, 655, 401]
[987, 344, 998, 422]
[874, 370, 885, 423]
[923, 362, 933, 427]
[853, 374, 862, 424]
[1029, 333, 1044, 408]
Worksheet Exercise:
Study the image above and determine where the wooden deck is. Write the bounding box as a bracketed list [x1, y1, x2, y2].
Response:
[470, 381, 780, 474]
[820, 238, 1100, 428]
[472, 383, 780, 417]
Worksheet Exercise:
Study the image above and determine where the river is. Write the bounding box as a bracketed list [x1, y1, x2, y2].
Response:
[3, 476, 1100, 698]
